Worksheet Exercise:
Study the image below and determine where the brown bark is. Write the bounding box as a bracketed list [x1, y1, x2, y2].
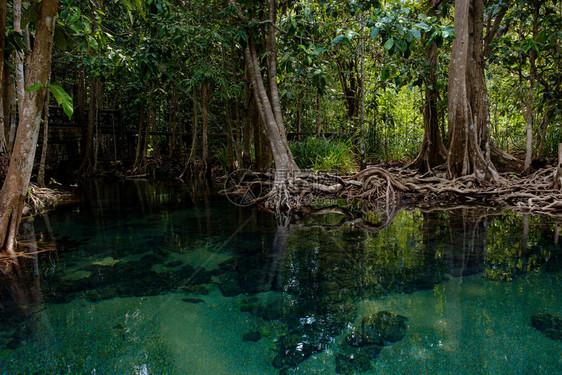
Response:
[230, 0, 298, 186]
[14, 0, 25, 118]
[231, 46, 243, 168]
[245, 33, 299, 173]
[0, 0, 58, 255]
[409, 0, 448, 173]
[446, 0, 499, 181]
[2, 67, 11, 142]
[266, 0, 283, 129]
[0, 0, 8, 181]
[37, 88, 49, 187]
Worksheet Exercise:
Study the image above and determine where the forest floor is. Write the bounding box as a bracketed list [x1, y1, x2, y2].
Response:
[221, 163, 562, 220]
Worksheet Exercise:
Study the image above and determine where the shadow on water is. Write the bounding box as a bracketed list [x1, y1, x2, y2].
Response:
[0, 180, 560, 373]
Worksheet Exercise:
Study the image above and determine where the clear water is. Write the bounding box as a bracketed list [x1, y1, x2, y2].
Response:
[0, 180, 560, 374]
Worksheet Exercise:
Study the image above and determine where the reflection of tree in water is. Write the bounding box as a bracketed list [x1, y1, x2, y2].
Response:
[0, 217, 48, 351]
[484, 212, 562, 280]
[254, 208, 561, 369]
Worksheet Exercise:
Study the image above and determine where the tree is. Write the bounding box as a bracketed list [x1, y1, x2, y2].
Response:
[446, 0, 499, 181]
[0, 0, 8, 181]
[409, 0, 448, 173]
[231, 0, 299, 174]
[0, 0, 59, 255]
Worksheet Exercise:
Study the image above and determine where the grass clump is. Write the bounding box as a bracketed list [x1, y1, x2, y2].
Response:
[290, 136, 356, 174]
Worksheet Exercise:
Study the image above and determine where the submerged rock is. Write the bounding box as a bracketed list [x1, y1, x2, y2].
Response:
[348, 311, 408, 347]
[337, 333, 381, 374]
[242, 331, 262, 342]
[531, 313, 562, 340]
[335, 351, 372, 375]
[217, 272, 242, 297]
[275, 333, 321, 367]
[182, 298, 205, 304]
[181, 285, 209, 295]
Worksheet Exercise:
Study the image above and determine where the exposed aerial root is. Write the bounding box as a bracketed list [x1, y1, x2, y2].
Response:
[221, 165, 562, 218]
[24, 184, 72, 216]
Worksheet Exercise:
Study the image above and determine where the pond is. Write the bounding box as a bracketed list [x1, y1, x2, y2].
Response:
[0, 181, 560, 374]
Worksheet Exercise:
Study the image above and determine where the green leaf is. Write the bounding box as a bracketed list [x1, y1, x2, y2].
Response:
[26, 83, 44, 92]
[383, 38, 394, 51]
[380, 67, 389, 81]
[411, 28, 421, 39]
[396, 39, 407, 53]
[332, 35, 345, 46]
[48, 85, 74, 119]
[370, 27, 380, 39]
[54, 27, 69, 50]
[414, 22, 429, 31]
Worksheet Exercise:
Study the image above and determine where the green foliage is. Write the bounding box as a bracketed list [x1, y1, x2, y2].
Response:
[290, 136, 356, 174]
[26, 83, 74, 119]
[48, 85, 74, 119]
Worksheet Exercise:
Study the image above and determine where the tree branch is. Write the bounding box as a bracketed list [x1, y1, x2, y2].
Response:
[483, 4, 509, 57]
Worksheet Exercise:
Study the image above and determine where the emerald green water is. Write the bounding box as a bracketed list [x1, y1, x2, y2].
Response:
[0, 181, 560, 374]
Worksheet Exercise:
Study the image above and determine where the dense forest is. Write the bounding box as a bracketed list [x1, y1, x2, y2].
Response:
[0, 0, 561, 254]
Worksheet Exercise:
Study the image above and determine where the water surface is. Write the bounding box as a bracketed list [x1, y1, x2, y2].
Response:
[0, 180, 560, 374]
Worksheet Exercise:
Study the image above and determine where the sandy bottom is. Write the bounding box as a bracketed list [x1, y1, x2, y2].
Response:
[1, 271, 560, 374]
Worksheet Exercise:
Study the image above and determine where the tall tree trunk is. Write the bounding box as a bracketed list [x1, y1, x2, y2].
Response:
[359, 19, 366, 171]
[409, 0, 448, 173]
[0, 0, 8, 181]
[2, 67, 12, 142]
[180, 86, 199, 179]
[522, 4, 539, 174]
[446, 0, 498, 181]
[148, 103, 159, 159]
[14, 0, 25, 119]
[37, 88, 49, 187]
[168, 89, 177, 157]
[141, 107, 150, 169]
[266, 0, 283, 129]
[315, 91, 322, 136]
[92, 82, 102, 172]
[79, 79, 99, 175]
[201, 81, 210, 168]
[297, 96, 302, 140]
[245, 34, 298, 173]
[76, 63, 86, 153]
[337, 57, 360, 121]
[133, 109, 144, 171]
[231, 46, 243, 168]
[7, 74, 17, 153]
[0, 0, 58, 255]
[536, 105, 551, 158]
